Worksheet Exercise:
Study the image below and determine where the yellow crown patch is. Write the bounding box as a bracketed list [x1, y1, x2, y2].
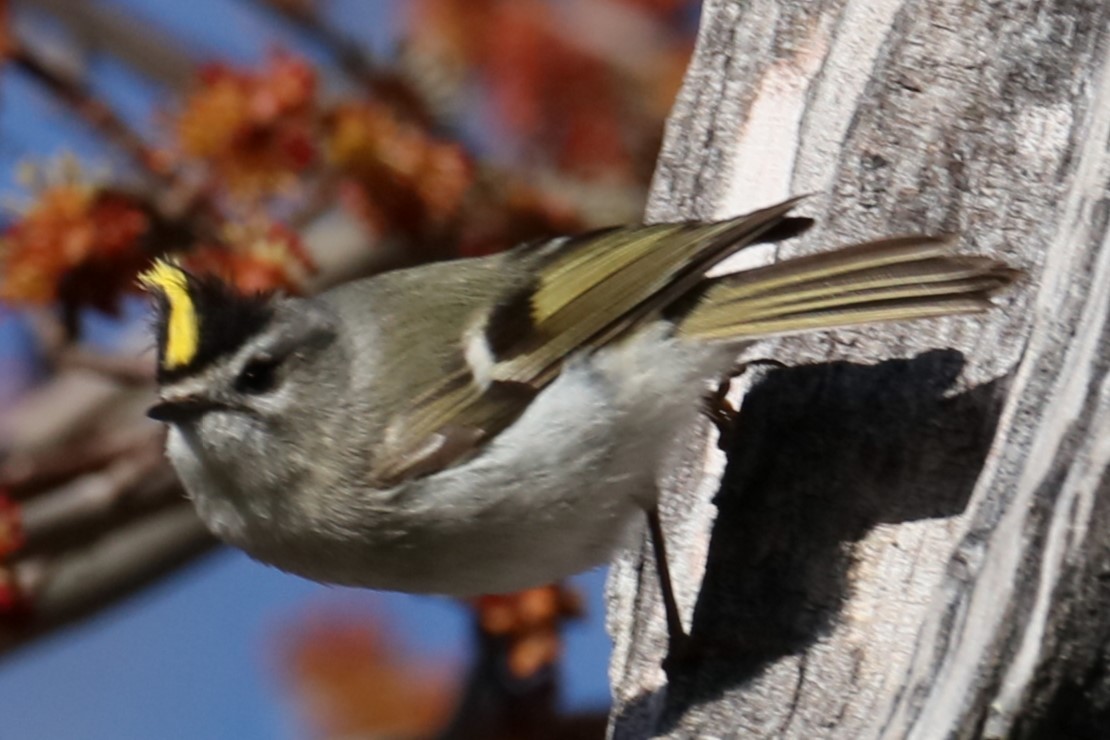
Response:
[138, 259, 199, 369]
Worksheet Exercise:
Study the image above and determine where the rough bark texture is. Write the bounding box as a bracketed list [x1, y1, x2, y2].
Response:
[607, 1, 1110, 737]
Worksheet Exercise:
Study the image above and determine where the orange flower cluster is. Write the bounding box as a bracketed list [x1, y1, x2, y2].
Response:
[0, 0, 13, 61]
[0, 178, 316, 311]
[407, 0, 694, 181]
[473, 584, 583, 679]
[451, 177, 581, 257]
[4, 3, 696, 320]
[0, 181, 151, 312]
[185, 220, 315, 295]
[167, 52, 582, 257]
[0, 493, 22, 561]
[486, 2, 630, 178]
[326, 101, 472, 240]
[0, 492, 26, 621]
[279, 613, 456, 738]
[0, 567, 25, 620]
[174, 52, 318, 195]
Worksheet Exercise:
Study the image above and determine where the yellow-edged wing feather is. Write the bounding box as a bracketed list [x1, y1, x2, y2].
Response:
[487, 198, 805, 386]
[370, 203, 1018, 486]
[371, 199, 806, 484]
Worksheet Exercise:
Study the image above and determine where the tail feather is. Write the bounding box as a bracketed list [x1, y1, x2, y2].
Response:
[678, 235, 1020, 342]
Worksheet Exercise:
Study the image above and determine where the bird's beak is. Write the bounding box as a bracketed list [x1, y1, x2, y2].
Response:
[147, 396, 226, 424]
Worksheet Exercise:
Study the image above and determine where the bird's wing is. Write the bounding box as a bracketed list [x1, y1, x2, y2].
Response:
[369, 199, 808, 485]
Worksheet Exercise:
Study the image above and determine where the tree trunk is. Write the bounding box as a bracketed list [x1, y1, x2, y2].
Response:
[607, 1, 1110, 737]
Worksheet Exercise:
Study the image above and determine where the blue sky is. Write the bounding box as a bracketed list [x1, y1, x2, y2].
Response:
[0, 553, 610, 740]
[0, 2, 613, 737]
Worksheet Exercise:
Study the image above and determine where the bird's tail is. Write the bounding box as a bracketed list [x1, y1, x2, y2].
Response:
[676, 235, 1020, 342]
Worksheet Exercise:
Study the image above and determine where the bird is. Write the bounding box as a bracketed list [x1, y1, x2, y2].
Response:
[140, 197, 1019, 658]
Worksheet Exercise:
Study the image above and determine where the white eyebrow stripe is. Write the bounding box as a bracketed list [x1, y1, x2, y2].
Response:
[159, 374, 215, 399]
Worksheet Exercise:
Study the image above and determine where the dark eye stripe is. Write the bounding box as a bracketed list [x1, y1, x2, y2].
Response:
[235, 357, 281, 394]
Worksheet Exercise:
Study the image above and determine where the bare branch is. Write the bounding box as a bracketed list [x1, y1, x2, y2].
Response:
[0, 503, 217, 656]
[14, 0, 195, 89]
[52, 348, 155, 386]
[18, 441, 175, 554]
[6, 41, 166, 178]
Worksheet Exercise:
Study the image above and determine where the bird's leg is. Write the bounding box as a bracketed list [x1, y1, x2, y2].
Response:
[647, 508, 691, 670]
[652, 360, 788, 670]
[701, 358, 787, 450]
[702, 379, 738, 451]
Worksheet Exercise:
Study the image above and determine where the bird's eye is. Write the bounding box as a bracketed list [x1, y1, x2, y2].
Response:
[235, 357, 280, 394]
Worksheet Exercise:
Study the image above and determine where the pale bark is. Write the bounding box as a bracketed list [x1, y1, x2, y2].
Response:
[608, 1, 1110, 738]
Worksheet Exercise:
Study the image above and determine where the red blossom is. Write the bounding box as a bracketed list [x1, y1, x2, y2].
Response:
[473, 584, 583, 678]
[184, 220, 316, 295]
[0, 566, 29, 621]
[325, 99, 584, 255]
[173, 52, 319, 196]
[0, 0, 12, 61]
[486, 1, 631, 178]
[278, 612, 456, 738]
[453, 179, 582, 257]
[325, 101, 473, 240]
[0, 179, 152, 313]
[405, 0, 695, 182]
[0, 493, 23, 561]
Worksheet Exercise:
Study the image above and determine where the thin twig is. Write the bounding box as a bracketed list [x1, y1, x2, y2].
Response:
[7, 42, 168, 180]
[55, 347, 155, 386]
[6, 36, 224, 243]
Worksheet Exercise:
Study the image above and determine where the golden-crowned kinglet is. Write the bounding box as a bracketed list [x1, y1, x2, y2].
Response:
[141, 198, 1017, 652]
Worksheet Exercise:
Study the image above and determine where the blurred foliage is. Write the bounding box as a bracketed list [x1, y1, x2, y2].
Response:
[278, 609, 459, 738]
[473, 584, 584, 680]
[0, 0, 700, 736]
[278, 585, 601, 739]
[0, 0, 698, 319]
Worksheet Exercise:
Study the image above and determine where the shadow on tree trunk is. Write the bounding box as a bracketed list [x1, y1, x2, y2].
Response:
[615, 349, 1012, 734]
